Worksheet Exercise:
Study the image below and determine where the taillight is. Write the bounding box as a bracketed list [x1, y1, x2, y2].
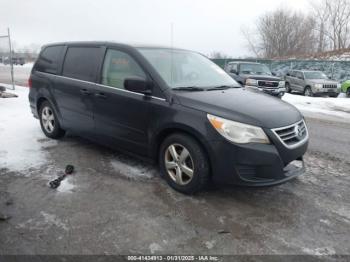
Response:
[28, 76, 32, 88]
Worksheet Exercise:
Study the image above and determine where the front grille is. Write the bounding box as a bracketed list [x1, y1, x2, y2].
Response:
[258, 80, 279, 88]
[323, 84, 337, 89]
[272, 120, 308, 149]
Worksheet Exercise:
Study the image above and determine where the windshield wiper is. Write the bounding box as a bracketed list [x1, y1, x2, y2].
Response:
[207, 85, 240, 91]
[172, 86, 205, 92]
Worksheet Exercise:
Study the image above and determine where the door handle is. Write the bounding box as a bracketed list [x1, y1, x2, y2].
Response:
[95, 92, 107, 99]
[80, 89, 91, 95]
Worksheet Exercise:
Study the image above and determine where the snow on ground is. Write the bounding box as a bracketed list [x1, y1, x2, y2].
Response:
[0, 84, 57, 172]
[0, 62, 34, 68]
[0, 84, 155, 182]
[283, 93, 350, 121]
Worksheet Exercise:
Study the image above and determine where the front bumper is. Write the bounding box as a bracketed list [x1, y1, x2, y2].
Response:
[208, 136, 308, 186]
[313, 88, 340, 96]
[245, 86, 286, 97]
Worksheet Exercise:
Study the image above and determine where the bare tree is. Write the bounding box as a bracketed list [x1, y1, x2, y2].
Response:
[310, 0, 330, 52]
[241, 25, 261, 58]
[326, 0, 350, 50]
[311, 0, 350, 51]
[244, 8, 317, 58]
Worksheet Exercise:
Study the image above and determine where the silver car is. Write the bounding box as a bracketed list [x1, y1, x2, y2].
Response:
[285, 70, 341, 97]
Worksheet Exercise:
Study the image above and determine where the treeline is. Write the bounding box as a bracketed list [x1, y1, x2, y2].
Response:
[243, 0, 350, 59]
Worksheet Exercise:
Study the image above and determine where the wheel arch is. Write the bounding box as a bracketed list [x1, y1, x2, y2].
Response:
[151, 125, 213, 171]
[36, 95, 64, 125]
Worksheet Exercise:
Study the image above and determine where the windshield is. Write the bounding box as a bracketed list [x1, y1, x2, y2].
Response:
[304, 71, 328, 80]
[239, 63, 272, 75]
[137, 48, 240, 89]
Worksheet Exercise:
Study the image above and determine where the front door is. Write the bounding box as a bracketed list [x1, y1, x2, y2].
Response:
[93, 48, 152, 156]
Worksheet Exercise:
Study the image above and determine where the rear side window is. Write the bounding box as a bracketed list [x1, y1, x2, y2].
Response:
[34, 45, 64, 74]
[101, 49, 146, 89]
[62, 47, 101, 82]
[296, 72, 304, 79]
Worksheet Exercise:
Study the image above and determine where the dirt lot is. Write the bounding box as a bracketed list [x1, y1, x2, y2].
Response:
[0, 86, 350, 256]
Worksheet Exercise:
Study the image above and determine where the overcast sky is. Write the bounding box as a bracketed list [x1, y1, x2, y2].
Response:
[1, 0, 313, 57]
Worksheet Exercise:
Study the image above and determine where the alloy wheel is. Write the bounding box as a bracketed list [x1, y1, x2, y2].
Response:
[305, 88, 312, 97]
[164, 144, 194, 186]
[41, 106, 55, 133]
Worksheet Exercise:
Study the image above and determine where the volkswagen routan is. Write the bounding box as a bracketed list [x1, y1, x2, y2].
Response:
[29, 42, 308, 194]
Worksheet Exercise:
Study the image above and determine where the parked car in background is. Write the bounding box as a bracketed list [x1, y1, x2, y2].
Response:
[341, 80, 350, 97]
[29, 42, 308, 194]
[4, 57, 25, 65]
[224, 61, 286, 98]
[285, 70, 340, 97]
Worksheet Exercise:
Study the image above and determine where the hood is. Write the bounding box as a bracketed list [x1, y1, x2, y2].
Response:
[308, 79, 339, 85]
[175, 88, 302, 129]
[240, 74, 282, 81]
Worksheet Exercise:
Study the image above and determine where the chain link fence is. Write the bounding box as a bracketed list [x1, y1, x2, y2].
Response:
[212, 58, 350, 83]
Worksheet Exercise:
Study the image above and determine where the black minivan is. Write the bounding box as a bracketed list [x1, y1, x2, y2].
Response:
[29, 42, 309, 194]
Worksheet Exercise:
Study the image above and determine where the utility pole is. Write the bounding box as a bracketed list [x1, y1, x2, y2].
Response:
[0, 28, 15, 90]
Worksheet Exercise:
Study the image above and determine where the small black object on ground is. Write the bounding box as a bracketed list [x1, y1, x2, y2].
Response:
[0, 212, 11, 221]
[0, 86, 18, 98]
[49, 165, 75, 189]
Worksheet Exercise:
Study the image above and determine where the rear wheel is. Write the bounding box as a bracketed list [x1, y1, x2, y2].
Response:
[159, 133, 210, 194]
[39, 101, 65, 139]
[304, 87, 314, 97]
[285, 82, 291, 93]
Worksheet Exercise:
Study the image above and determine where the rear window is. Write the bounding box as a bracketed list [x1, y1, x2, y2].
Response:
[62, 47, 100, 82]
[34, 45, 64, 74]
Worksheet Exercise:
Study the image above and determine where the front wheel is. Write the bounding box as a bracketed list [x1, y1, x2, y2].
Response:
[159, 133, 210, 194]
[285, 82, 291, 93]
[304, 87, 314, 97]
[39, 101, 65, 139]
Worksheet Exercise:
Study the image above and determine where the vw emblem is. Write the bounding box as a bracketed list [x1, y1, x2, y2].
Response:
[295, 126, 303, 140]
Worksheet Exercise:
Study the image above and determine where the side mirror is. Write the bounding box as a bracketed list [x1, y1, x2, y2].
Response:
[286, 73, 290, 76]
[230, 69, 238, 74]
[272, 72, 276, 76]
[124, 78, 152, 95]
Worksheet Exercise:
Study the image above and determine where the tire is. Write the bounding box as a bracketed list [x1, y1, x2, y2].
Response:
[347, 89, 350, 98]
[285, 82, 291, 93]
[304, 86, 314, 97]
[159, 133, 210, 194]
[39, 101, 65, 139]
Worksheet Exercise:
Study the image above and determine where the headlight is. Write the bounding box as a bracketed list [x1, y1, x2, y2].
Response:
[278, 81, 285, 87]
[207, 114, 270, 144]
[245, 79, 258, 86]
[314, 83, 323, 88]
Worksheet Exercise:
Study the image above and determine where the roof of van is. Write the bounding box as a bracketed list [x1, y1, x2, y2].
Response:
[41, 41, 188, 51]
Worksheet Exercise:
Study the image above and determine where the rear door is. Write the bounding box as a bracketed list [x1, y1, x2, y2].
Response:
[295, 71, 305, 92]
[93, 48, 155, 156]
[55, 45, 103, 135]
